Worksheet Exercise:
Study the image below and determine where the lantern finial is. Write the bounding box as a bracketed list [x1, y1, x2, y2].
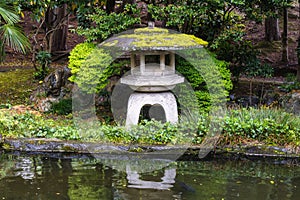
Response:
[148, 21, 155, 28]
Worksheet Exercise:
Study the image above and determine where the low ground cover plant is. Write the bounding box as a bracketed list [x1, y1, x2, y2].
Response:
[0, 107, 300, 148]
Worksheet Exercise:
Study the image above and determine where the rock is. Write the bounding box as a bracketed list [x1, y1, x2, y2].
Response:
[43, 66, 72, 97]
[260, 89, 280, 106]
[35, 97, 59, 112]
[31, 66, 120, 113]
[30, 67, 73, 112]
[234, 95, 260, 107]
[281, 91, 300, 115]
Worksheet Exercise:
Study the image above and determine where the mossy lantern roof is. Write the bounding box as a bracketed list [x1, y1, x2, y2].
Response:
[101, 27, 208, 51]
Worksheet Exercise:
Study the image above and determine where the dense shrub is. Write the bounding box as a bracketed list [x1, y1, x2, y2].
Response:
[34, 51, 52, 80]
[68, 42, 96, 82]
[76, 5, 140, 42]
[210, 27, 273, 78]
[176, 52, 232, 111]
[51, 99, 72, 115]
[69, 43, 114, 93]
[147, 1, 243, 42]
[148, 1, 273, 79]
[68, 42, 131, 94]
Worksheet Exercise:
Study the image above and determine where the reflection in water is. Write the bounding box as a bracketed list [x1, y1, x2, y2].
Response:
[126, 165, 176, 189]
[1, 153, 300, 200]
[14, 157, 35, 180]
[0, 156, 72, 200]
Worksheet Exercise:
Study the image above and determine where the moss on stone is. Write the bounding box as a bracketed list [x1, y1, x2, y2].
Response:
[2, 143, 12, 150]
[61, 145, 78, 152]
[134, 27, 169, 34]
[102, 39, 119, 47]
[120, 33, 207, 47]
[122, 34, 206, 47]
[102, 27, 208, 50]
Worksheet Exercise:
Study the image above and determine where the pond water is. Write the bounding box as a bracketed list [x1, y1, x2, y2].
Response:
[1, 152, 300, 200]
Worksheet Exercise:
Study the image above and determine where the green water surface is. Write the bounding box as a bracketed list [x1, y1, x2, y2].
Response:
[0, 153, 299, 200]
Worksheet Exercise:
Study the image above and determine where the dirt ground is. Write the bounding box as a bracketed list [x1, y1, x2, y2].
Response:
[245, 5, 299, 72]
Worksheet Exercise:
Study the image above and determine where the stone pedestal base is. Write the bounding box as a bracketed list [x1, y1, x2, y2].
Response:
[126, 92, 178, 126]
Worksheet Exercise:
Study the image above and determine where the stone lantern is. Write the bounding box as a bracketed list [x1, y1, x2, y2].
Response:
[102, 23, 207, 126]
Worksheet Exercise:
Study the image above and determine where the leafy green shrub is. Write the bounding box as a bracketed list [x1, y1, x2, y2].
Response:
[243, 60, 273, 78]
[0, 111, 79, 140]
[51, 99, 72, 115]
[75, 3, 96, 29]
[81, 119, 193, 145]
[148, 2, 271, 79]
[76, 5, 140, 42]
[211, 27, 273, 78]
[34, 51, 51, 80]
[221, 107, 300, 146]
[68, 42, 96, 82]
[279, 74, 300, 92]
[69, 42, 129, 93]
[148, 2, 243, 42]
[68, 43, 113, 93]
[176, 53, 232, 111]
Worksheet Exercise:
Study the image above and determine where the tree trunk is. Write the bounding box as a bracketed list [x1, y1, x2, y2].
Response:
[106, 0, 116, 14]
[282, 7, 289, 63]
[297, 39, 300, 81]
[296, 0, 300, 81]
[50, 4, 69, 52]
[265, 16, 280, 42]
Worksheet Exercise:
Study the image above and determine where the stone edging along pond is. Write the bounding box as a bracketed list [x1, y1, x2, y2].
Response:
[1, 138, 300, 159]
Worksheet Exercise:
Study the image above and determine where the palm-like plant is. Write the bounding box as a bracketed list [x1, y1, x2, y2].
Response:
[0, 4, 30, 62]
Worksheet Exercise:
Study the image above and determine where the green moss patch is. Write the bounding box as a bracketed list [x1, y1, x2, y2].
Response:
[0, 69, 38, 105]
[255, 41, 282, 53]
